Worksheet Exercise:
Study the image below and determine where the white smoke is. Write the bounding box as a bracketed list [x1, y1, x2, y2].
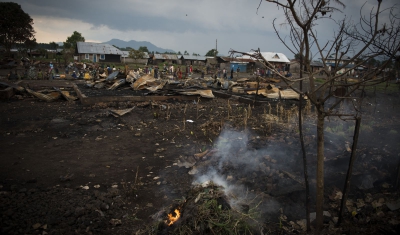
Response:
[192, 128, 281, 216]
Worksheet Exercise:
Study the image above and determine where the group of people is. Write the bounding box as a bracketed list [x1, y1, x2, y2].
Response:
[67, 63, 119, 80]
[254, 67, 270, 77]
[7, 61, 123, 81]
[142, 65, 160, 78]
[136, 64, 197, 80]
[160, 64, 194, 79]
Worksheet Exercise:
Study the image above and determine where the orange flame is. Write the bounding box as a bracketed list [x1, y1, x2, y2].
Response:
[167, 209, 181, 226]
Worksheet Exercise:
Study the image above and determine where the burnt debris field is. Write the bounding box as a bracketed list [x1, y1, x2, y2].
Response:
[0, 74, 400, 235]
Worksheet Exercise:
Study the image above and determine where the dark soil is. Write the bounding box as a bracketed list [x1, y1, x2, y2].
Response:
[0, 77, 399, 235]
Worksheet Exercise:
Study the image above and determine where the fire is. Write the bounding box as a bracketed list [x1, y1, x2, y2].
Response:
[167, 209, 181, 226]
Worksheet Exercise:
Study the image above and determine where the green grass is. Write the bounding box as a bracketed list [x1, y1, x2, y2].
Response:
[362, 80, 400, 92]
[314, 77, 326, 83]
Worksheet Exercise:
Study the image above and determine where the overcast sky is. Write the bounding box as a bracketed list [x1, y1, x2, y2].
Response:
[4, 0, 398, 59]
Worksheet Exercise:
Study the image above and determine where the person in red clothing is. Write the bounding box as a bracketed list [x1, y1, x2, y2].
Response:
[177, 67, 182, 79]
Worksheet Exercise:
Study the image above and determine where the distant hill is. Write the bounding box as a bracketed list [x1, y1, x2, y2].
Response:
[102, 39, 175, 53]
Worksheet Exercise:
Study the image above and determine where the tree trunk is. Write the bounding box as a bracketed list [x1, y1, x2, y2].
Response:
[299, 90, 311, 231]
[298, 47, 311, 231]
[338, 117, 361, 225]
[315, 111, 325, 233]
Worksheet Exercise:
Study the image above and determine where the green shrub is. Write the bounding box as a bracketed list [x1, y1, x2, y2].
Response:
[389, 130, 398, 134]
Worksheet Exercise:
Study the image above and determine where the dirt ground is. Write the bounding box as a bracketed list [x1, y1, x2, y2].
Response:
[0, 76, 400, 235]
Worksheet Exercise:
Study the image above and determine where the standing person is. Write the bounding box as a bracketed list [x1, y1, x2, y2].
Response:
[49, 62, 54, 79]
[218, 68, 221, 78]
[177, 67, 182, 79]
[163, 64, 167, 72]
[151, 66, 155, 77]
[230, 68, 234, 80]
[223, 68, 227, 79]
[189, 65, 193, 75]
[108, 66, 112, 75]
[83, 63, 86, 71]
[236, 66, 240, 78]
[95, 67, 99, 80]
[37, 69, 43, 80]
[154, 66, 158, 78]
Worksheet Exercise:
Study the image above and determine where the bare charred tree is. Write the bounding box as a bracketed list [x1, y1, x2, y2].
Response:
[232, 0, 400, 233]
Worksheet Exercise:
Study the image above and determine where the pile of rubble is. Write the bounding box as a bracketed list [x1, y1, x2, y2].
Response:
[82, 69, 301, 100]
[0, 80, 78, 102]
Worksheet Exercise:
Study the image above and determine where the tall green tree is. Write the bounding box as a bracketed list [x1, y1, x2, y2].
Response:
[129, 48, 145, 59]
[25, 38, 37, 56]
[205, 49, 218, 56]
[0, 2, 35, 55]
[49, 41, 58, 50]
[138, 46, 149, 53]
[64, 31, 85, 49]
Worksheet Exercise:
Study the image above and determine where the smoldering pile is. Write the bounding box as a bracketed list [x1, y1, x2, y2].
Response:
[149, 181, 262, 235]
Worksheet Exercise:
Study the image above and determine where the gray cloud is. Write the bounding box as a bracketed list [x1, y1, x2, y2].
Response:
[3, 0, 397, 57]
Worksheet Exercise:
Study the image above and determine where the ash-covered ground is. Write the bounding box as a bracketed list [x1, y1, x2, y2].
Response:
[0, 81, 399, 234]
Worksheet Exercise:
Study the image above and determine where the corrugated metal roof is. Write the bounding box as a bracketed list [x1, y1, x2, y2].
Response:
[326, 54, 351, 60]
[77, 42, 123, 55]
[242, 52, 290, 63]
[153, 54, 179, 60]
[219, 57, 255, 63]
[121, 51, 149, 59]
[181, 55, 206, 61]
[326, 63, 354, 68]
[310, 61, 324, 67]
